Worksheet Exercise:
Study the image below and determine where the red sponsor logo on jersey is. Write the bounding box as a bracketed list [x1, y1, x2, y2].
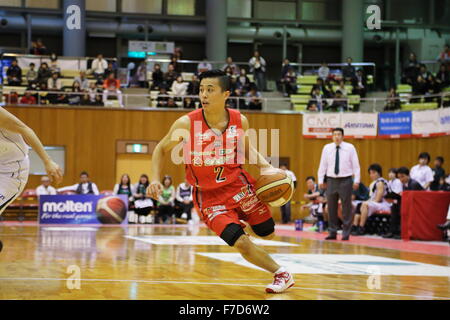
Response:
[239, 194, 260, 213]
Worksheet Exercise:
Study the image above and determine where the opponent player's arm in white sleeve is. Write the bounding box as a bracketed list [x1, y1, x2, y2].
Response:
[317, 145, 328, 185]
[57, 184, 78, 193]
[241, 114, 272, 173]
[0, 107, 63, 184]
[148, 115, 190, 199]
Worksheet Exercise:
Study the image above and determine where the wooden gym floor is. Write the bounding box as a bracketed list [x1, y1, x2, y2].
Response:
[0, 222, 449, 300]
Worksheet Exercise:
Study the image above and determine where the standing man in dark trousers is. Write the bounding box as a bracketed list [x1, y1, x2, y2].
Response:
[318, 128, 361, 241]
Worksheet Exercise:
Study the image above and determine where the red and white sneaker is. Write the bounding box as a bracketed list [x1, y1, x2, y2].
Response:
[265, 269, 295, 293]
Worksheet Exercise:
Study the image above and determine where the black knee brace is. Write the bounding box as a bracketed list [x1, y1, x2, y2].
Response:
[220, 223, 245, 246]
[251, 218, 275, 237]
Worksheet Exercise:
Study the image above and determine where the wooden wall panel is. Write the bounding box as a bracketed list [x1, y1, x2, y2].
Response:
[5, 106, 450, 214]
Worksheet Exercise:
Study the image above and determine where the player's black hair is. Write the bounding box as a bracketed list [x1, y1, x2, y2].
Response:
[435, 156, 444, 164]
[80, 171, 89, 177]
[418, 152, 430, 162]
[198, 69, 231, 92]
[368, 163, 382, 176]
[332, 127, 344, 135]
[397, 167, 410, 176]
[388, 168, 398, 175]
[305, 176, 316, 182]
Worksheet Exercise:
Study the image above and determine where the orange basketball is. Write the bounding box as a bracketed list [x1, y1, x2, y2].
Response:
[255, 169, 294, 207]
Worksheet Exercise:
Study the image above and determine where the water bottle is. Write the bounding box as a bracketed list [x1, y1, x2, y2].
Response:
[295, 219, 303, 231]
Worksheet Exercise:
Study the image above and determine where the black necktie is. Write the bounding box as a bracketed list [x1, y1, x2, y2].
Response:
[334, 145, 340, 175]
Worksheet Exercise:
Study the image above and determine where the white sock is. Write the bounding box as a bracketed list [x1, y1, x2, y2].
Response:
[275, 266, 286, 274]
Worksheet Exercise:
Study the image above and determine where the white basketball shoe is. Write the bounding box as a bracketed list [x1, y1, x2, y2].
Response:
[265, 267, 295, 293]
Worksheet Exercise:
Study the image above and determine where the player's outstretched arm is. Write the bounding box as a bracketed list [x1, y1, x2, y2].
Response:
[0, 107, 63, 184]
[147, 115, 190, 198]
[241, 114, 273, 174]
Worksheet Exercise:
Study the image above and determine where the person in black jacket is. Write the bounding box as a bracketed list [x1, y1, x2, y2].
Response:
[6, 59, 22, 86]
[150, 64, 164, 90]
[383, 166, 424, 239]
[436, 64, 450, 90]
[431, 156, 446, 191]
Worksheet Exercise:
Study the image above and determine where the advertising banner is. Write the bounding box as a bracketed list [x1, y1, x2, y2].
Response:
[412, 110, 441, 137]
[439, 107, 450, 135]
[39, 195, 128, 224]
[378, 111, 412, 138]
[302, 113, 341, 138]
[341, 113, 378, 138]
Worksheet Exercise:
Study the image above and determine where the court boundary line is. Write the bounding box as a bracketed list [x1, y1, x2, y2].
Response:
[0, 277, 449, 300]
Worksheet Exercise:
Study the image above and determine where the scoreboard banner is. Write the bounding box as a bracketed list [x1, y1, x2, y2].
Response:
[377, 111, 412, 138]
[340, 112, 378, 138]
[411, 110, 442, 137]
[39, 195, 128, 225]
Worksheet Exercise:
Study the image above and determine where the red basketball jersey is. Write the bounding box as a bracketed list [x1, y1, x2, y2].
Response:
[184, 108, 253, 190]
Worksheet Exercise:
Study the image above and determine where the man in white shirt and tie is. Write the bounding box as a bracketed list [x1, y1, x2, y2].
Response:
[36, 175, 57, 196]
[318, 128, 361, 240]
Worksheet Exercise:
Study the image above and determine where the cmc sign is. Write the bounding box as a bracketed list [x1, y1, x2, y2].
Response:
[303, 113, 340, 138]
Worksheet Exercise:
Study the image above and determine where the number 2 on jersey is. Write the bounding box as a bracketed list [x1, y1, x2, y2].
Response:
[214, 166, 227, 183]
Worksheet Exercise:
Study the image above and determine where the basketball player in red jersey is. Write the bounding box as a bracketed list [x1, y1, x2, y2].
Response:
[147, 70, 294, 293]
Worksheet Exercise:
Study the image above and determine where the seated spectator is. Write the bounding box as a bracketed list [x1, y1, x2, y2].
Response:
[436, 64, 450, 90]
[103, 61, 117, 80]
[156, 86, 170, 107]
[222, 57, 239, 75]
[86, 82, 103, 106]
[352, 69, 367, 98]
[398, 166, 424, 191]
[35, 83, 49, 105]
[425, 75, 441, 102]
[280, 67, 297, 97]
[132, 174, 154, 223]
[327, 90, 348, 112]
[29, 41, 39, 55]
[235, 68, 251, 96]
[36, 175, 57, 196]
[197, 58, 212, 74]
[318, 62, 330, 81]
[151, 63, 164, 90]
[351, 180, 370, 218]
[26, 63, 38, 87]
[419, 64, 432, 80]
[136, 61, 148, 88]
[49, 57, 61, 77]
[301, 176, 328, 230]
[245, 86, 262, 110]
[436, 44, 450, 64]
[67, 81, 83, 105]
[47, 72, 62, 104]
[402, 53, 420, 85]
[411, 75, 428, 101]
[175, 179, 193, 220]
[342, 57, 356, 84]
[171, 75, 188, 99]
[19, 91, 37, 105]
[187, 74, 200, 95]
[249, 51, 267, 91]
[6, 59, 22, 86]
[437, 176, 450, 191]
[335, 80, 348, 97]
[410, 152, 434, 190]
[169, 56, 182, 73]
[311, 78, 332, 98]
[280, 59, 291, 79]
[35, 38, 48, 55]
[37, 62, 52, 85]
[383, 168, 403, 239]
[164, 64, 178, 88]
[91, 54, 108, 82]
[113, 174, 135, 203]
[431, 156, 446, 191]
[58, 171, 100, 195]
[74, 71, 89, 91]
[352, 164, 391, 236]
[183, 97, 196, 109]
[133, 174, 150, 201]
[166, 97, 177, 108]
[308, 86, 327, 111]
[157, 176, 175, 224]
[103, 73, 124, 108]
[384, 87, 401, 111]
[224, 66, 234, 77]
[4, 91, 19, 104]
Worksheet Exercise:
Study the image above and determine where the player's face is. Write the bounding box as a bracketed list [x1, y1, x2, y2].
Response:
[369, 170, 379, 181]
[398, 173, 408, 184]
[306, 179, 314, 190]
[80, 174, 89, 183]
[388, 171, 396, 180]
[199, 78, 230, 110]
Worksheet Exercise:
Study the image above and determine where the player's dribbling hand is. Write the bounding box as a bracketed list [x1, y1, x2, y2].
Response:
[147, 181, 163, 199]
[45, 160, 63, 185]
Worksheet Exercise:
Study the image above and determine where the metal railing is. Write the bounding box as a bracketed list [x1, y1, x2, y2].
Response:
[2, 89, 449, 113]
